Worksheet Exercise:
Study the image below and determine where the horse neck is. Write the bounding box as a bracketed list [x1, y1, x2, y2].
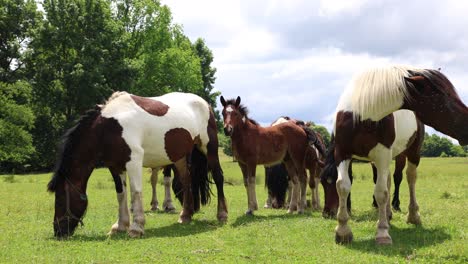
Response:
[231, 121, 258, 148]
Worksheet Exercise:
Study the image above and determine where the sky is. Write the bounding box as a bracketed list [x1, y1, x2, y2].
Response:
[161, 0, 468, 132]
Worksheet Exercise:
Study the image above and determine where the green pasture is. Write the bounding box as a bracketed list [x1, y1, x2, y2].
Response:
[0, 155, 466, 263]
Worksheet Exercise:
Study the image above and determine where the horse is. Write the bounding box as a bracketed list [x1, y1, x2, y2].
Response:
[47, 92, 228, 239]
[322, 65, 468, 245]
[220, 96, 323, 214]
[321, 152, 407, 218]
[264, 116, 326, 210]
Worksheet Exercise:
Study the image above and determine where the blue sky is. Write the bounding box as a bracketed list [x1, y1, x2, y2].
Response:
[162, 0, 468, 133]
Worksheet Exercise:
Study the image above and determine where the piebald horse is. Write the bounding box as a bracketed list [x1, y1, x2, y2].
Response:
[264, 117, 326, 210]
[324, 65, 468, 245]
[220, 96, 323, 214]
[47, 92, 228, 238]
[321, 111, 424, 220]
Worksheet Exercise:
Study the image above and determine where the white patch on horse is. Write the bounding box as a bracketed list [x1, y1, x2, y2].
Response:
[391, 110, 418, 156]
[334, 65, 429, 126]
[271, 117, 289, 126]
[226, 106, 234, 112]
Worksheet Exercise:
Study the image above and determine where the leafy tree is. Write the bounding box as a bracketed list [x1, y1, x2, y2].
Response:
[0, 0, 41, 83]
[27, 0, 130, 169]
[421, 133, 466, 157]
[218, 133, 232, 157]
[309, 123, 331, 149]
[0, 81, 35, 171]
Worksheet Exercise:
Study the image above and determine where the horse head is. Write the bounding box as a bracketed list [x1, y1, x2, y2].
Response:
[220, 96, 243, 136]
[403, 70, 468, 145]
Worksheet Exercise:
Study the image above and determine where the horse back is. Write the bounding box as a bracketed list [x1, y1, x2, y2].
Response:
[101, 92, 211, 167]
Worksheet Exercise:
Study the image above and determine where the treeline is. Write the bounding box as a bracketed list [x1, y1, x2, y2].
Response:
[0, 0, 219, 172]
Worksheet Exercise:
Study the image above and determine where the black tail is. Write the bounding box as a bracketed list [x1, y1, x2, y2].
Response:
[265, 164, 289, 208]
[301, 125, 326, 157]
[171, 148, 211, 212]
[190, 147, 211, 212]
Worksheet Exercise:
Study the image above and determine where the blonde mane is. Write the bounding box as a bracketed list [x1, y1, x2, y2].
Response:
[336, 65, 427, 122]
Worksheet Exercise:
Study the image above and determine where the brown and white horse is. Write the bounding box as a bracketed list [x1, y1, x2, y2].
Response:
[324, 65, 468, 245]
[220, 96, 322, 214]
[264, 117, 326, 210]
[47, 92, 228, 239]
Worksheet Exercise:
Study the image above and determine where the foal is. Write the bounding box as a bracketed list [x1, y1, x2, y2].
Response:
[220, 96, 322, 214]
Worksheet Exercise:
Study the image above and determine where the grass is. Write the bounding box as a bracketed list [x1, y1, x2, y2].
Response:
[0, 155, 466, 263]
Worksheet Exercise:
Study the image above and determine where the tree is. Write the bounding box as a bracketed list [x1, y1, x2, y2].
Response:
[310, 123, 331, 149]
[27, 0, 130, 169]
[192, 38, 222, 131]
[0, 81, 35, 171]
[0, 0, 41, 83]
[421, 133, 466, 157]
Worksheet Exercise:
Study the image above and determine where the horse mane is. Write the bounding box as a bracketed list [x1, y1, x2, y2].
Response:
[103, 91, 129, 107]
[224, 98, 259, 125]
[47, 106, 102, 192]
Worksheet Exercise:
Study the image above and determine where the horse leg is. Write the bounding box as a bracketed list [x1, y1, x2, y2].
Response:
[109, 169, 130, 235]
[371, 163, 378, 208]
[298, 168, 307, 213]
[150, 168, 160, 211]
[335, 159, 353, 244]
[264, 170, 272, 209]
[127, 156, 145, 238]
[176, 158, 193, 223]
[406, 161, 421, 225]
[207, 154, 228, 222]
[310, 165, 321, 210]
[284, 161, 299, 213]
[162, 166, 176, 213]
[392, 155, 405, 211]
[247, 166, 258, 212]
[285, 179, 293, 209]
[372, 147, 392, 245]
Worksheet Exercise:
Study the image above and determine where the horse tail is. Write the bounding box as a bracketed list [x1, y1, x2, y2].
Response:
[169, 165, 184, 205]
[47, 105, 101, 192]
[265, 164, 289, 208]
[190, 147, 211, 212]
[319, 135, 338, 184]
[300, 125, 326, 157]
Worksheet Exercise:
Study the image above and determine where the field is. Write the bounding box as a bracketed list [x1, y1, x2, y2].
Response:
[0, 154, 466, 263]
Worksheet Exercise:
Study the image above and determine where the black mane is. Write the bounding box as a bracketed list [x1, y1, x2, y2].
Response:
[47, 106, 101, 192]
[224, 98, 259, 125]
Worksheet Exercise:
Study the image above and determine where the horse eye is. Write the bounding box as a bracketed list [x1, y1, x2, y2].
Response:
[327, 178, 333, 184]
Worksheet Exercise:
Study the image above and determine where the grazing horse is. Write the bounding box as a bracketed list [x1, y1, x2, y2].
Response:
[47, 92, 228, 239]
[220, 96, 323, 214]
[264, 117, 326, 210]
[323, 65, 468, 245]
[321, 152, 407, 218]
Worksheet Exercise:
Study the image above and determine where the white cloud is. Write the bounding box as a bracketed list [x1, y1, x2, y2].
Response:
[162, 0, 468, 132]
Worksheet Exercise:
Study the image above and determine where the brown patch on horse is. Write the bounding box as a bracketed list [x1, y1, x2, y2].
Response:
[131, 95, 169, 116]
[99, 116, 132, 175]
[164, 128, 194, 162]
[334, 111, 395, 164]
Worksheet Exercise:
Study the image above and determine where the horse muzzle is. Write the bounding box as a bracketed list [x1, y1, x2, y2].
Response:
[224, 126, 233, 136]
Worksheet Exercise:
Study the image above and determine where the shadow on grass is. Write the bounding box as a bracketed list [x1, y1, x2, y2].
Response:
[231, 212, 306, 227]
[344, 225, 451, 257]
[65, 219, 222, 241]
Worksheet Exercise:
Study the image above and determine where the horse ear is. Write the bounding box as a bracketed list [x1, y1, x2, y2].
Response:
[220, 96, 226, 107]
[235, 96, 241, 107]
[404, 75, 425, 85]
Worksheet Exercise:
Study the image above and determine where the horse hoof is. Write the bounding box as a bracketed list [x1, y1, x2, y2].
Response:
[217, 212, 228, 222]
[245, 209, 254, 216]
[164, 206, 176, 214]
[375, 236, 392, 245]
[335, 232, 353, 244]
[178, 215, 192, 224]
[128, 227, 144, 238]
[151, 206, 160, 211]
[407, 214, 421, 225]
[264, 204, 271, 209]
[393, 206, 401, 212]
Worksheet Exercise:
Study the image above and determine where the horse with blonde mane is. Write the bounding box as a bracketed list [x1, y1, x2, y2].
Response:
[323, 65, 468, 245]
